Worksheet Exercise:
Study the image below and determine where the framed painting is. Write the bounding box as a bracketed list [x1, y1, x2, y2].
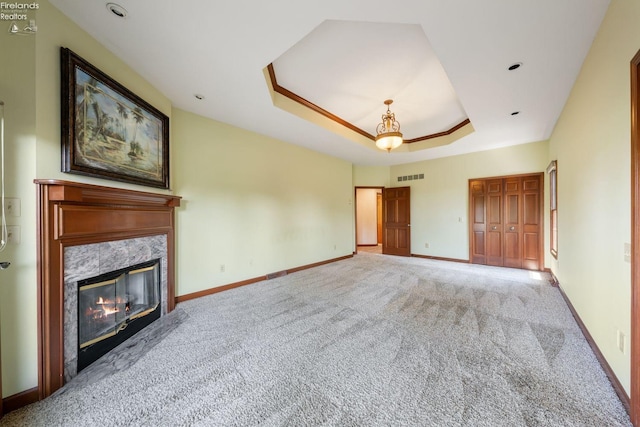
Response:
[61, 47, 169, 189]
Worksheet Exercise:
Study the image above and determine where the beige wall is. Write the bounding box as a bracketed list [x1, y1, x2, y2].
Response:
[355, 142, 548, 261]
[353, 165, 390, 188]
[0, 13, 36, 399]
[547, 0, 640, 395]
[171, 108, 354, 296]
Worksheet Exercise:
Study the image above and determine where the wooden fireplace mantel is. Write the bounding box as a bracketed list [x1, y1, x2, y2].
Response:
[35, 179, 181, 398]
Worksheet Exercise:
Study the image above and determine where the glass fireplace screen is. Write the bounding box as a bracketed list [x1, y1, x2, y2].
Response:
[78, 259, 160, 349]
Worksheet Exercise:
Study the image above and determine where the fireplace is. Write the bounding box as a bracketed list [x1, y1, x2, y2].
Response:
[63, 235, 168, 381]
[35, 180, 181, 397]
[77, 259, 161, 372]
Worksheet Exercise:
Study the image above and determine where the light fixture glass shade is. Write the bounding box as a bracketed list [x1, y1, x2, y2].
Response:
[375, 99, 403, 152]
[375, 132, 403, 152]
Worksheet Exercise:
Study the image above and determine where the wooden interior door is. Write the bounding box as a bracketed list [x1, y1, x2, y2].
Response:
[503, 177, 522, 268]
[486, 179, 504, 266]
[469, 174, 543, 270]
[383, 187, 411, 256]
[470, 180, 487, 264]
[521, 176, 543, 270]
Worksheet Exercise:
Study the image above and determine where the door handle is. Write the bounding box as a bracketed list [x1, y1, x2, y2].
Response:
[509, 226, 515, 231]
[491, 226, 497, 230]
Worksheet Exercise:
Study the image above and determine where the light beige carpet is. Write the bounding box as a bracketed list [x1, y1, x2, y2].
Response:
[1, 253, 631, 426]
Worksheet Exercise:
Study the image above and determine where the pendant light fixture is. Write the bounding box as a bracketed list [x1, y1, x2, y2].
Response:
[375, 99, 403, 152]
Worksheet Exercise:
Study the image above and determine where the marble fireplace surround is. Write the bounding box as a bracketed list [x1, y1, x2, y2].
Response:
[35, 180, 181, 398]
[63, 235, 167, 382]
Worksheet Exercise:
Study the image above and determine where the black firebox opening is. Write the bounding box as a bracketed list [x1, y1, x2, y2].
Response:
[77, 258, 161, 373]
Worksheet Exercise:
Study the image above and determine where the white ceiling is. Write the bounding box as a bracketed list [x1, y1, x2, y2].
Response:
[272, 20, 467, 140]
[49, 0, 610, 166]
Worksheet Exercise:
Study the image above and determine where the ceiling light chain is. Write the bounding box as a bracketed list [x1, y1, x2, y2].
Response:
[375, 99, 403, 152]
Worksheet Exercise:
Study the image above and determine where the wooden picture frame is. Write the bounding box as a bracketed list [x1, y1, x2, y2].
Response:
[61, 47, 169, 189]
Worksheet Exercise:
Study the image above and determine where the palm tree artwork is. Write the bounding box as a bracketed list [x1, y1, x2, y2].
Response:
[129, 107, 146, 160]
[116, 102, 128, 142]
[70, 64, 166, 185]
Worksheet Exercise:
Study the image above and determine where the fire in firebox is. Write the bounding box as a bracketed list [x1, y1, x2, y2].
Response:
[76, 258, 161, 372]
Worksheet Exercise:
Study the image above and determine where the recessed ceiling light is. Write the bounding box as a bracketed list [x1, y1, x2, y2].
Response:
[194, 94, 205, 100]
[508, 62, 523, 71]
[106, 3, 128, 19]
[511, 111, 520, 116]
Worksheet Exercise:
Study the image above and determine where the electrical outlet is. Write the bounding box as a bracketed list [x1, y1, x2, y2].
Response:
[425, 243, 430, 248]
[617, 330, 626, 353]
[5, 198, 20, 217]
[220, 264, 225, 273]
[6, 225, 20, 244]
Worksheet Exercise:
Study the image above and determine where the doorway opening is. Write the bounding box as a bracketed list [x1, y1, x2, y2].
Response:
[354, 186, 412, 257]
[355, 187, 383, 254]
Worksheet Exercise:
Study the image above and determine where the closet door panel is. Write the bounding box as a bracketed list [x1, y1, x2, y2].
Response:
[469, 174, 543, 271]
[486, 180, 503, 266]
[522, 176, 542, 270]
[470, 180, 487, 264]
[504, 178, 522, 268]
